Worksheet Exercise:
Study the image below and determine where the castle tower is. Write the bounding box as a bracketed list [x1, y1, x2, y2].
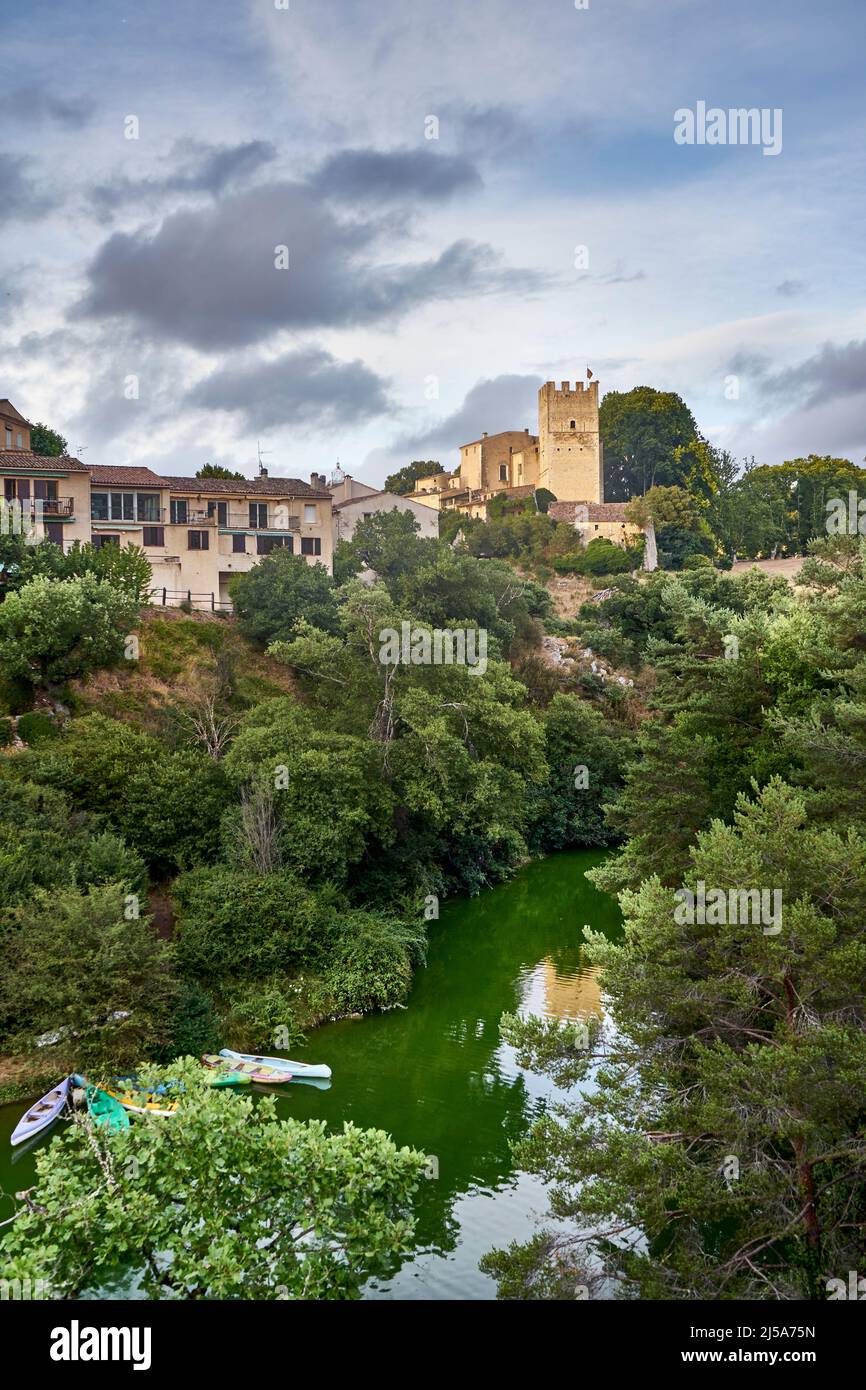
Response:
[537, 380, 603, 502]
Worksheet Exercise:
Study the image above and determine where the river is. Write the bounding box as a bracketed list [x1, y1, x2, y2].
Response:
[0, 849, 621, 1299]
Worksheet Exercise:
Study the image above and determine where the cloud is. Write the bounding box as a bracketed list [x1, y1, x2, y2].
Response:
[402, 373, 543, 453]
[76, 181, 543, 348]
[0, 87, 95, 129]
[188, 347, 392, 431]
[0, 153, 58, 222]
[90, 139, 277, 213]
[776, 279, 807, 298]
[755, 339, 866, 408]
[310, 147, 482, 203]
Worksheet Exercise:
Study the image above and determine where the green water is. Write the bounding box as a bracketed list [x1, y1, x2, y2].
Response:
[0, 850, 621, 1300]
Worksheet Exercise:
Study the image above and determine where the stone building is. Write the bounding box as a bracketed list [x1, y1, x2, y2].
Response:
[407, 376, 626, 533]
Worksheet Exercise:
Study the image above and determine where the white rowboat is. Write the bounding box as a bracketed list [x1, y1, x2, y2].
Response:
[11, 1076, 71, 1145]
[219, 1049, 332, 1080]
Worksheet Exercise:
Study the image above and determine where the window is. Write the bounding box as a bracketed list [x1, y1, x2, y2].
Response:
[33, 480, 58, 502]
[143, 526, 165, 547]
[137, 493, 161, 522]
[170, 498, 188, 524]
[110, 492, 134, 521]
[257, 535, 292, 555]
[232, 534, 246, 554]
[301, 536, 322, 556]
[91, 493, 109, 520]
[570, 419, 576, 429]
[45, 522, 63, 546]
[249, 502, 268, 528]
[16, 432, 22, 447]
[208, 500, 228, 526]
[303, 503, 317, 523]
[499, 464, 507, 481]
[92, 534, 120, 550]
[4, 428, 10, 447]
[187, 530, 209, 550]
[4, 479, 17, 500]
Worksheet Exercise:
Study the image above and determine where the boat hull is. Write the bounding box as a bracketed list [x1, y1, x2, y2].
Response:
[201, 1054, 293, 1084]
[219, 1048, 331, 1080]
[11, 1077, 71, 1146]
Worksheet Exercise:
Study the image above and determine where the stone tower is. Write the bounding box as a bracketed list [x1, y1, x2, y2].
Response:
[537, 379, 603, 502]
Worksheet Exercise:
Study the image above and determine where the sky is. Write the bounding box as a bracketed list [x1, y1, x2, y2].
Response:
[0, 0, 864, 487]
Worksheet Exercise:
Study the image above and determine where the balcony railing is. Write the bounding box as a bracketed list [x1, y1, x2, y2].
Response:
[222, 509, 301, 531]
[92, 507, 166, 524]
[40, 496, 75, 517]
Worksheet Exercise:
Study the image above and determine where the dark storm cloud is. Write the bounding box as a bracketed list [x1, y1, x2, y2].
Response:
[75, 181, 544, 349]
[90, 139, 277, 213]
[756, 339, 866, 408]
[310, 147, 482, 203]
[0, 86, 95, 128]
[189, 348, 391, 431]
[400, 373, 543, 453]
[0, 153, 58, 222]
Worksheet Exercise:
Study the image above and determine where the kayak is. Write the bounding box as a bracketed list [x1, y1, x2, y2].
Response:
[209, 1072, 252, 1088]
[201, 1054, 293, 1084]
[11, 1077, 71, 1146]
[219, 1049, 331, 1080]
[85, 1085, 130, 1133]
[105, 1085, 179, 1117]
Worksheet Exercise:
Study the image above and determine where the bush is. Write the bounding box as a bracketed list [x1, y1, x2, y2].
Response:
[320, 911, 427, 1014]
[16, 711, 58, 746]
[172, 866, 337, 979]
[0, 575, 140, 687]
[219, 977, 306, 1052]
[229, 549, 339, 646]
[0, 717, 12, 746]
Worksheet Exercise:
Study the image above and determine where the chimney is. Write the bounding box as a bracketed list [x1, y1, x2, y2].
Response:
[259, 465, 268, 478]
[482, 431, 488, 438]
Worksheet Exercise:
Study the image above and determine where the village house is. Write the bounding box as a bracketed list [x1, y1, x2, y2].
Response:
[0, 401, 443, 609]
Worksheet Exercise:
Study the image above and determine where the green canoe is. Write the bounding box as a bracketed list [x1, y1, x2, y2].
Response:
[86, 1084, 130, 1133]
[209, 1072, 252, 1088]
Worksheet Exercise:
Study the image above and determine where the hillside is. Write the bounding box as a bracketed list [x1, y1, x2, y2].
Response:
[69, 606, 299, 732]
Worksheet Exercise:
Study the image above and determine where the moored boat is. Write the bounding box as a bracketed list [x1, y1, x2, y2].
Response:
[200, 1054, 293, 1084]
[105, 1084, 179, 1117]
[11, 1077, 71, 1146]
[219, 1048, 331, 1080]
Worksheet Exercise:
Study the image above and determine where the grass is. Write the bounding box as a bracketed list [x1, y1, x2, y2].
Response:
[69, 607, 299, 732]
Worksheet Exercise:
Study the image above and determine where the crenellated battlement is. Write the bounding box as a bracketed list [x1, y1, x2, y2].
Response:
[542, 379, 598, 397]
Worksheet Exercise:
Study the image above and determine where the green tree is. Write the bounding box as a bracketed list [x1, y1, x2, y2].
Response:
[2, 1059, 426, 1300]
[229, 549, 339, 645]
[196, 463, 246, 479]
[487, 781, 866, 1300]
[0, 883, 177, 1072]
[600, 387, 706, 501]
[0, 575, 139, 688]
[383, 459, 441, 495]
[28, 422, 68, 456]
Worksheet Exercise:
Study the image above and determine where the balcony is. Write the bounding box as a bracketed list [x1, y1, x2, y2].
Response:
[40, 496, 75, 517]
[92, 506, 166, 524]
[222, 509, 301, 531]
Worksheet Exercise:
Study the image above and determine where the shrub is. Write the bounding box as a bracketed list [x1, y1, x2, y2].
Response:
[16, 711, 58, 746]
[0, 717, 11, 746]
[321, 912, 427, 1014]
[0, 575, 139, 687]
[172, 866, 337, 979]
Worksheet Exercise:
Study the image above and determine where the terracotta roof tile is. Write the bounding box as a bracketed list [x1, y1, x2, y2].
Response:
[0, 450, 87, 472]
[88, 465, 165, 486]
[158, 475, 332, 499]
